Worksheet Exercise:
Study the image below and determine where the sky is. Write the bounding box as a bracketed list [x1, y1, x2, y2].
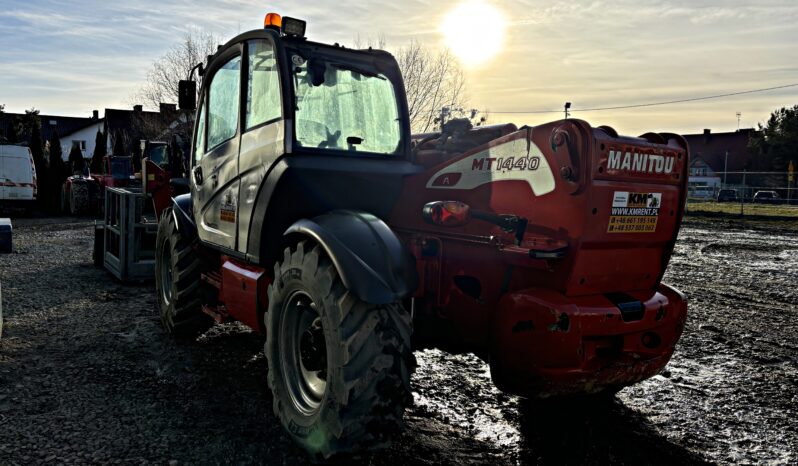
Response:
[0, 0, 797, 135]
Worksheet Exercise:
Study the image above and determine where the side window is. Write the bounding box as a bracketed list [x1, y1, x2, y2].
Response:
[207, 55, 241, 151]
[246, 40, 282, 129]
[193, 102, 206, 162]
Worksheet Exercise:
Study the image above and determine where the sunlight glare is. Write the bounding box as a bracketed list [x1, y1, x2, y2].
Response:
[442, 1, 507, 66]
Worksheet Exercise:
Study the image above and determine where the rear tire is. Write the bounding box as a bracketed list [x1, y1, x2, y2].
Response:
[70, 182, 88, 215]
[155, 209, 212, 338]
[266, 242, 415, 459]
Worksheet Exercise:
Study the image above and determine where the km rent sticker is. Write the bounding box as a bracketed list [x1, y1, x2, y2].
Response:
[608, 192, 661, 233]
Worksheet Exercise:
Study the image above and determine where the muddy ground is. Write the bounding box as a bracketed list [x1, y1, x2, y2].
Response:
[0, 216, 795, 465]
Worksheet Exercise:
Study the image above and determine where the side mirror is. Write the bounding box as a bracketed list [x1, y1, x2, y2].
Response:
[178, 80, 197, 111]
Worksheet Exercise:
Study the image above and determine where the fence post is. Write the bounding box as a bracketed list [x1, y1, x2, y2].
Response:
[740, 170, 746, 216]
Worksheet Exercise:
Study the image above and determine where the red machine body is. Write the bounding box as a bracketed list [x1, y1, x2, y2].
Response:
[202, 118, 689, 397]
[390, 119, 688, 396]
[62, 156, 132, 214]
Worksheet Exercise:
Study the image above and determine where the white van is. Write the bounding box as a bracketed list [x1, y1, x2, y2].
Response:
[0, 144, 37, 207]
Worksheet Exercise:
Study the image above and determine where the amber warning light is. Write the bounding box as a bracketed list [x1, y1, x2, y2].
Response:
[264, 12, 282, 29]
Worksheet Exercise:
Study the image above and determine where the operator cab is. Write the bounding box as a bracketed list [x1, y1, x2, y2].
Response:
[179, 12, 417, 259]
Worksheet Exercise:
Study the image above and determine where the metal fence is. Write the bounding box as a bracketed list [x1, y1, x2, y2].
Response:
[686, 171, 798, 219]
[100, 187, 158, 281]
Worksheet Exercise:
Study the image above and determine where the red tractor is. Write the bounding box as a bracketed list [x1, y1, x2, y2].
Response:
[62, 155, 133, 214]
[154, 13, 689, 459]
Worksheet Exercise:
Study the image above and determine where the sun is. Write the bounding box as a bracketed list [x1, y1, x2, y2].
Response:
[442, 1, 507, 66]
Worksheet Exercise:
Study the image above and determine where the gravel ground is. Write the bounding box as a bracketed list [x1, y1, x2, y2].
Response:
[0, 216, 796, 465]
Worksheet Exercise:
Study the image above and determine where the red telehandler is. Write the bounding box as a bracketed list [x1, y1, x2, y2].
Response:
[151, 13, 689, 459]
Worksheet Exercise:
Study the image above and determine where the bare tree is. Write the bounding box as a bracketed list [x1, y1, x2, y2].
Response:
[134, 28, 219, 110]
[396, 40, 467, 134]
[352, 34, 386, 50]
[351, 37, 469, 134]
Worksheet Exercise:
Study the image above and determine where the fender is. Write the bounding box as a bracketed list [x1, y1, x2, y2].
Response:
[171, 193, 197, 241]
[285, 210, 418, 305]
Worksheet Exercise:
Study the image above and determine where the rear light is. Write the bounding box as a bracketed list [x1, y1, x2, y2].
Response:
[422, 201, 471, 227]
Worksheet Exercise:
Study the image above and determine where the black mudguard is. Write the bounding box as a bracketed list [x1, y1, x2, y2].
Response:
[170, 193, 197, 241]
[285, 210, 418, 305]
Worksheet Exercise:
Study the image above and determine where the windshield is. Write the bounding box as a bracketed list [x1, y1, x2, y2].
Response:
[110, 158, 132, 179]
[147, 145, 168, 167]
[291, 51, 402, 155]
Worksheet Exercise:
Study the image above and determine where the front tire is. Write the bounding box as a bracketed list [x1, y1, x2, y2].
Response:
[155, 210, 212, 338]
[69, 182, 88, 215]
[266, 242, 415, 459]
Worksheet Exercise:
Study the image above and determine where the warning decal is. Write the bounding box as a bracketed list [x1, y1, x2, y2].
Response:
[607, 191, 661, 233]
[220, 190, 236, 223]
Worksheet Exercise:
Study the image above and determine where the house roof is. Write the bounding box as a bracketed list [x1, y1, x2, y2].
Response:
[104, 108, 161, 136]
[682, 129, 754, 173]
[0, 112, 99, 142]
[103, 106, 180, 145]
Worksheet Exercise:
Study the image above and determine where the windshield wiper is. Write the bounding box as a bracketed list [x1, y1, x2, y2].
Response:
[330, 63, 385, 80]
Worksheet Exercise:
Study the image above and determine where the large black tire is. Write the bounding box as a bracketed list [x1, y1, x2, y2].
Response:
[266, 242, 415, 459]
[70, 182, 89, 215]
[155, 210, 212, 338]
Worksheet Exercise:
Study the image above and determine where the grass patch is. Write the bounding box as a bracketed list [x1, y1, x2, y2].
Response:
[685, 201, 798, 219]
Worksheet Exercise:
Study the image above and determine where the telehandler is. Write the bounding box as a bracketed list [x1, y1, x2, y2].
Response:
[154, 13, 689, 459]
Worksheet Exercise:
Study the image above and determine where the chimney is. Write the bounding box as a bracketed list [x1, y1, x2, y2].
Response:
[92, 110, 99, 120]
[133, 105, 143, 113]
[703, 128, 711, 143]
[159, 103, 177, 114]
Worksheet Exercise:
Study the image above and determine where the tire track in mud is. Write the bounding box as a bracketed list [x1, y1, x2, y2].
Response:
[0, 218, 796, 465]
[629, 219, 798, 465]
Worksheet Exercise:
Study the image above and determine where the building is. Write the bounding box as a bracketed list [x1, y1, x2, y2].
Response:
[1, 105, 187, 165]
[59, 117, 104, 160]
[0, 110, 100, 160]
[682, 128, 754, 186]
[686, 155, 722, 198]
[103, 104, 180, 156]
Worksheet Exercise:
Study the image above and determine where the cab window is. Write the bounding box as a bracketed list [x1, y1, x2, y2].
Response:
[246, 40, 281, 129]
[207, 55, 241, 151]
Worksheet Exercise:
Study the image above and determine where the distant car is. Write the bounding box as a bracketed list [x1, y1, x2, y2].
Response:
[689, 186, 715, 200]
[753, 190, 781, 204]
[717, 189, 739, 202]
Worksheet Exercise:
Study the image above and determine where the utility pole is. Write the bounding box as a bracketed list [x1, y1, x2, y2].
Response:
[724, 150, 729, 187]
[736, 112, 741, 131]
[564, 102, 571, 119]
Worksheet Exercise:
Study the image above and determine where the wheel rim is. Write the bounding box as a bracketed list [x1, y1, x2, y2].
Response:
[160, 242, 173, 305]
[280, 290, 327, 416]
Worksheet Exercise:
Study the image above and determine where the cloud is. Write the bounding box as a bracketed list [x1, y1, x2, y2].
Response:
[1, 0, 796, 134]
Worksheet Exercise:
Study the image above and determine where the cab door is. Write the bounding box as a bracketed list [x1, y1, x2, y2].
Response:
[192, 49, 242, 250]
[237, 38, 285, 255]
